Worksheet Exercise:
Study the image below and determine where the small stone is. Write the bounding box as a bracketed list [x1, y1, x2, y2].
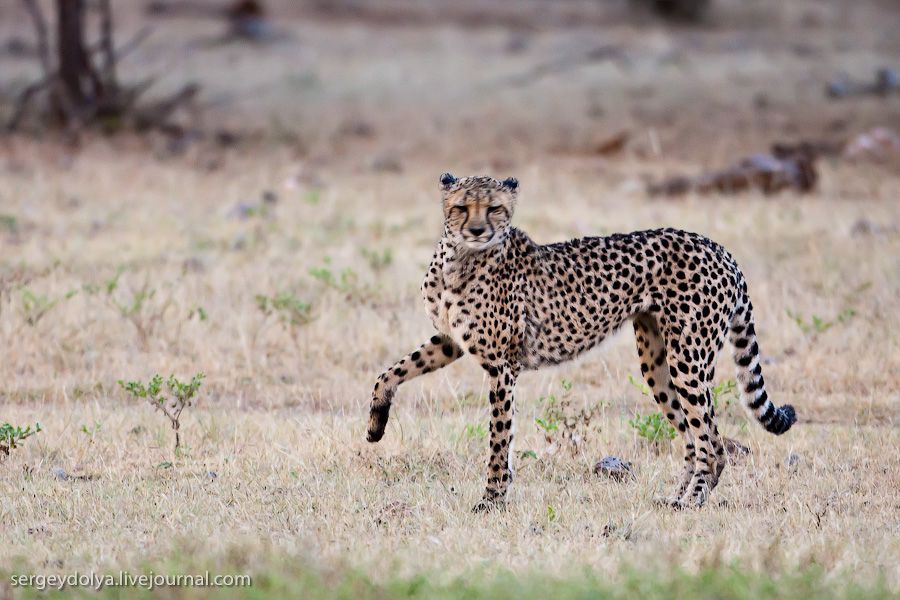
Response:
[50, 467, 69, 481]
[593, 456, 634, 482]
[785, 453, 801, 468]
[207, 471, 218, 479]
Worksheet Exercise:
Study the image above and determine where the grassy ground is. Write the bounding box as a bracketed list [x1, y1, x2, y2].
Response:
[1, 0, 899, 597]
[4, 559, 895, 599]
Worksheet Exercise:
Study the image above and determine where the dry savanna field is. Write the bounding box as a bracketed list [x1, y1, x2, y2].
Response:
[1, 1, 899, 598]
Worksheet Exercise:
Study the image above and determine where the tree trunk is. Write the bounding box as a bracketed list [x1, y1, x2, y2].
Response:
[56, 0, 99, 118]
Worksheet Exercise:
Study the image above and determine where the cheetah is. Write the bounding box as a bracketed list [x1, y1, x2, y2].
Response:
[367, 173, 796, 511]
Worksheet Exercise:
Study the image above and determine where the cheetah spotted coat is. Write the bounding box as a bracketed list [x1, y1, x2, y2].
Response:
[367, 174, 796, 510]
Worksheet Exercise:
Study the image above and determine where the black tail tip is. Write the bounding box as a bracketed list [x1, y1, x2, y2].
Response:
[766, 404, 797, 435]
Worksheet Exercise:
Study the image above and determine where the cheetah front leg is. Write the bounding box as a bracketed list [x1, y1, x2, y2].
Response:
[367, 334, 463, 443]
[472, 363, 519, 513]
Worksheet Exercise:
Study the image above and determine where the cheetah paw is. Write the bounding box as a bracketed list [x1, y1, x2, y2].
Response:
[471, 498, 506, 513]
[653, 495, 687, 510]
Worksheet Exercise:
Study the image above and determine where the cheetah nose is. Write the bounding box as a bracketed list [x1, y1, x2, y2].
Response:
[468, 225, 486, 236]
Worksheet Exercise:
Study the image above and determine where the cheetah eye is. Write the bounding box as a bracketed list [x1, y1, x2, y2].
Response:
[487, 206, 503, 214]
[450, 205, 467, 215]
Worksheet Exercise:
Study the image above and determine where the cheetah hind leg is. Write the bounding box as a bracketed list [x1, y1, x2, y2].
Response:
[632, 315, 695, 509]
[652, 443, 696, 509]
[670, 384, 724, 509]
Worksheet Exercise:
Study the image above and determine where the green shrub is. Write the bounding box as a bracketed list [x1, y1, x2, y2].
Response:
[628, 412, 676, 445]
[0, 422, 42, 456]
[118, 373, 204, 453]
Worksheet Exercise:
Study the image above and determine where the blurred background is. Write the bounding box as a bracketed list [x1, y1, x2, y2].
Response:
[2, 0, 899, 168]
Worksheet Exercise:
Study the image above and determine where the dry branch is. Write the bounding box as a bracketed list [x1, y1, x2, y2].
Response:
[21, 0, 51, 78]
[490, 45, 629, 89]
[7, 0, 195, 137]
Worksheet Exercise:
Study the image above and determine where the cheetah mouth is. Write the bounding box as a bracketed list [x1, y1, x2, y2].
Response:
[461, 231, 496, 248]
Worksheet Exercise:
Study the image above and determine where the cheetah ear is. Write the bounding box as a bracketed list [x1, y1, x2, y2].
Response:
[501, 177, 518, 191]
[439, 172, 457, 189]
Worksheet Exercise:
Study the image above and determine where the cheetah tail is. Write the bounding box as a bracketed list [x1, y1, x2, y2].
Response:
[728, 296, 796, 435]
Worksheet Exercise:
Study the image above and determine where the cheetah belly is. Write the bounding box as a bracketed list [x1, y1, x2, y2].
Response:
[521, 303, 635, 368]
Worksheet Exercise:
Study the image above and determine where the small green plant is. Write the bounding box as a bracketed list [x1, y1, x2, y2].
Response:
[256, 292, 313, 326]
[308, 262, 360, 295]
[110, 284, 155, 317]
[461, 423, 487, 441]
[534, 415, 559, 433]
[0, 214, 18, 233]
[627, 374, 651, 396]
[360, 247, 393, 272]
[546, 505, 558, 523]
[104, 270, 172, 347]
[20, 288, 77, 326]
[711, 379, 739, 413]
[118, 373, 205, 452]
[454, 422, 488, 449]
[188, 306, 208, 322]
[80, 421, 102, 437]
[516, 449, 538, 461]
[628, 412, 677, 446]
[535, 379, 600, 457]
[787, 308, 856, 335]
[0, 422, 42, 456]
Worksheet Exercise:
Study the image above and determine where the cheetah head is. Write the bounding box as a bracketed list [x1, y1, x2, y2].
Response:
[439, 173, 518, 250]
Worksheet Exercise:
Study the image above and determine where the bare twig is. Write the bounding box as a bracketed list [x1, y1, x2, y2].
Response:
[98, 0, 118, 91]
[134, 83, 200, 130]
[21, 0, 52, 78]
[5, 77, 52, 131]
[486, 45, 630, 89]
[113, 26, 154, 63]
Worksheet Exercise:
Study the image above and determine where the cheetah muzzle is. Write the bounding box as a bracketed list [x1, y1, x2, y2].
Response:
[367, 173, 797, 511]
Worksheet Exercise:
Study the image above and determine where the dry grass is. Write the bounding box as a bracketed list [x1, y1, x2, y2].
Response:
[1, 0, 899, 596]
